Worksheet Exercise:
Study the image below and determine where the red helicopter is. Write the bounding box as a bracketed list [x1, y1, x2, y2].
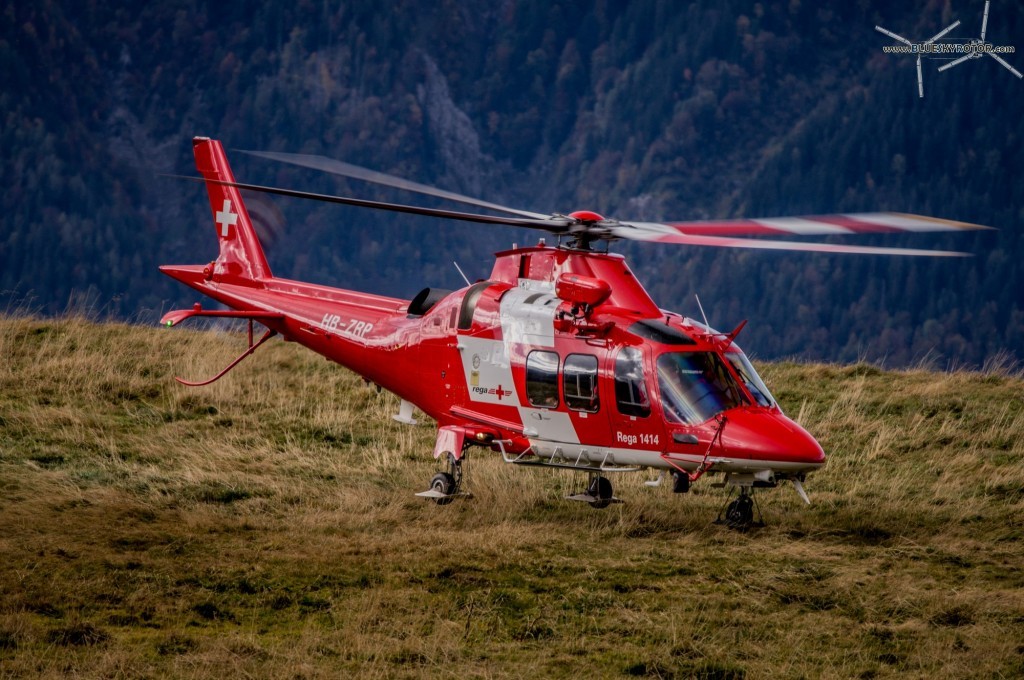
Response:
[161, 137, 985, 528]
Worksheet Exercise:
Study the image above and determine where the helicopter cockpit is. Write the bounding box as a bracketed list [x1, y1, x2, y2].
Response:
[656, 350, 776, 425]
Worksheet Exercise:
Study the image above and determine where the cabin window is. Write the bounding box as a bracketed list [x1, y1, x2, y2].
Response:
[563, 354, 599, 412]
[656, 352, 747, 425]
[614, 347, 650, 417]
[525, 350, 559, 408]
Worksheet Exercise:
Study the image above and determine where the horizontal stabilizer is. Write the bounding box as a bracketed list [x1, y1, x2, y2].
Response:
[160, 303, 284, 327]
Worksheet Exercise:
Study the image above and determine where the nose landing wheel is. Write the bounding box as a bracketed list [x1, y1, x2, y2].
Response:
[715, 488, 765, 530]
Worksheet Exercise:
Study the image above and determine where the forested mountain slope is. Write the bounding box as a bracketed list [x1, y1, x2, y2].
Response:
[2, 0, 1022, 365]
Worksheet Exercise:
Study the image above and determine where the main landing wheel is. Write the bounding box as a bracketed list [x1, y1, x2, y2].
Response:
[428, 473, 456, 503]
[587, 475, 614, 509]
[429, 472, 456, 505]
[427, 452, 464, 505]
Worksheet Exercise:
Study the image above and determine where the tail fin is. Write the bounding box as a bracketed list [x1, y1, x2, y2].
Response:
[193, 137, 272, 282]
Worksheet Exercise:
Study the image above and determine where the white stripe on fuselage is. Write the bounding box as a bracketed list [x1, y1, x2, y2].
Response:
[458, 335, 515, 406]
[458, 282, 581, 445]
[526, 440, 823, 474]
[518, 408, 579, 442]
[499, 286, 559, 348]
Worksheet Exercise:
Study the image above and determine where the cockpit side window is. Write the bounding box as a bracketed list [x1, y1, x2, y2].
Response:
[726, 353, 776, 408]
[614, 346, 650, 418]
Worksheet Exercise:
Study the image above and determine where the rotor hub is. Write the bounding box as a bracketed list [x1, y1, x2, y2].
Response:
[568, 210, 605, 223]
[563, 210, 617, 250]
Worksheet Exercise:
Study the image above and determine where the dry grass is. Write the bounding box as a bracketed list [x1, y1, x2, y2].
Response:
[0, 316, 1022, 678]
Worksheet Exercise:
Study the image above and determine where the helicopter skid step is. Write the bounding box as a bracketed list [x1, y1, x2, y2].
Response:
[565, 492, 623, 505]
[414, 488, 473, 501]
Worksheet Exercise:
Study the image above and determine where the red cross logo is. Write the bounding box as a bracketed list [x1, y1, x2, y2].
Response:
[215, 199, 238, 238]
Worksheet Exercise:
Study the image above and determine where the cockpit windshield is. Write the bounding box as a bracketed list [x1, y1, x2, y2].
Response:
[725, 352, 776, 408]
[656, 352, 747, 425]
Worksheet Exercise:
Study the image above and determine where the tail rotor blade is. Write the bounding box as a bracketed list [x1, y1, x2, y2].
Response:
[917, 55, 924, 97]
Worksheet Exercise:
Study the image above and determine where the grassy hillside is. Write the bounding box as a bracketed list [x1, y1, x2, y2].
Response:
[0, 316, 1021, 678]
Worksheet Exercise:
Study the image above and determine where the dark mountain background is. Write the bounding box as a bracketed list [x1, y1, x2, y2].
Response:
[2, 0, 1022, 367]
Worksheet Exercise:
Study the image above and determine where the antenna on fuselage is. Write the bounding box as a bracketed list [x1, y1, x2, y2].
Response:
[695, 294, 711, 328]
[453, 261, 471, 287]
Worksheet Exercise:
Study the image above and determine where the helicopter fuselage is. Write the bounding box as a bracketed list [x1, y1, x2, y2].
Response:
[162, 243, 826, 487]
[160, 136, 842, 518]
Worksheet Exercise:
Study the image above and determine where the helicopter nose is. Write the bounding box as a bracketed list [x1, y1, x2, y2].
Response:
[720, 409, 825, 468]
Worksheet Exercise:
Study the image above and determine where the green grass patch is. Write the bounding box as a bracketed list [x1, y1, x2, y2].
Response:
[0, 316, 1020, 677]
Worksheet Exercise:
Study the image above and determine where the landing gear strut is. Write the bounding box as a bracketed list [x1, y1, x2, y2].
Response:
[715, 487, 765, 530]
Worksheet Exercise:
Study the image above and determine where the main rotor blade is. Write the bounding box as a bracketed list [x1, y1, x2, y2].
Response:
[981, 0, 990, 41]
[607, 211, 990, 256]
[917, 55, 924, 98]
[925, 20, 960, 45]
[164, 174, 572, 232]
[626, 213, 989, 238]
[165, 171, 987, 257]
[987, 52, 1023, 78]
[939, 53, 974, 71]
[240, 149, 549, 220]
[612, 224, 972, 257]
[875, 25, 913, 46]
